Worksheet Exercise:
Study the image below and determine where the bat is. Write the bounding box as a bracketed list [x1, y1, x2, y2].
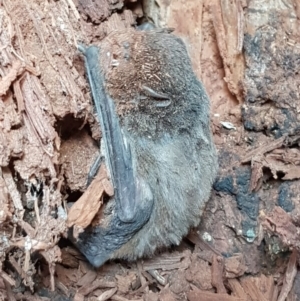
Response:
[73, 27, 218, 267]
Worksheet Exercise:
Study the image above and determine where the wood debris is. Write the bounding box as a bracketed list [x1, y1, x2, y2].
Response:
[277, 250, 298, 301]
[0, 0, 300, 300]
[67, 163, 113, 229]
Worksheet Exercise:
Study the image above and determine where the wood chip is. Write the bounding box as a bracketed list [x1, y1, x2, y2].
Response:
[78, 279, 116, 296]
[67, 164, 113, 228]
[73, 292, 85, 301]
[224, 254, 247, 278]
[0, 60, 25, 96]
[2, 167, 23, 212]
[277, 249, 298, 301]
[77, 269, 97, 287]
[261, 206, 300, 248]
[111, 295, 142, 301]
[241, 136, 286, 163]
[187, 290, 247, 301]
[142, 250, 191, 271]
[227, 278, 248, 299]
[211, 255, 226, 293]
[97, 287, 117, 301]
[239, 276, 269, 301]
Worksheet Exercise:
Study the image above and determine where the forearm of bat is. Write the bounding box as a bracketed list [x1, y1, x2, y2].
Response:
[79, 45, 138, 222]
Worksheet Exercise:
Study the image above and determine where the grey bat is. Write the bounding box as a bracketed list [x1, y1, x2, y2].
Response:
[73, 28, 218, 267]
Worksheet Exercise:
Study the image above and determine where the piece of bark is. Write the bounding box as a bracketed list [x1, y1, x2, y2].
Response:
[55, 265, 79, 288]
[272, 285, 279, 301]
[73, 292, 85, 301]
[211, 0, 245, 102]
[77, 269, 97, 287]
[277, 249, 298, 301]
[239, 276, 269, 301]
[142, 250, 191, 271]
[187, 289, 246, 301]
[4, 280, 16, 301]
[67, 164, 113, 228]
[41, 246, 62, 292]
[252, 274, 275, 301]
[111, 296, 142, 301]
[60, 248, 80, 269]
[1, 167, 23, 212]
[241, 136, 286, 163]
[227, 278, 248, 300]
[78, 278, 116, 296]
[97, 287, 118, 301]
[249, 160, 264, 191]
[211, 255, 226, 293]
[116, 273, 136, 294]
[0, 172, 12, 224]
[224, 254, 247, 278]
[196, 250, 214, 264]
[185, 255, 212, 290]
[0, 60, 25, 96]
[261, 206, 300, 249]
[78, 0, 124, 23]
[0, 270, 16, 287]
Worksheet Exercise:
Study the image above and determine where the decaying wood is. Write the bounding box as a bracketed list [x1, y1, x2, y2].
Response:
[0, 60, 24, 96]
[241, 136, 286, 164]
[211, 255, 226, 293]
[97, 287, 118, 301]
[227, 278, 248, 300]
[252, 274, 275, 301]
[261, 207, 300, 250]
[224, 254, 247, 279]
[78, 279, 116, 296]
[187, 289, 247, 301]
[239, 276, 269, 301]
[277, 250, 298, 301]
[210, 0, 245, 102]
[142, 250, 191, 271]
[67, 164, 113, 229]
[111, 295, 143, 301]
[0, 0, 300, 299]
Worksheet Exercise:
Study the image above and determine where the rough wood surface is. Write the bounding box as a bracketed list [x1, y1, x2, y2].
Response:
[0, 0, 300, 300]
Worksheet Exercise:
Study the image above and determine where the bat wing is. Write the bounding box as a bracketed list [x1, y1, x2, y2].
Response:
[82, 45, 138, 222]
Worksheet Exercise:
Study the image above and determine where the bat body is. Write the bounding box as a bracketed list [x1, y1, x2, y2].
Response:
[75, 29, 218, 267]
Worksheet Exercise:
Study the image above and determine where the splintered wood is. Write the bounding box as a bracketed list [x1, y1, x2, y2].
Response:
[261, 207, 300, 252]
[210, 0, 245, 103]
[0, 0, 91, 297]
[0, 0, 300, 299]
[67, 164, 113, 229]
[240, 135, 300, 191]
